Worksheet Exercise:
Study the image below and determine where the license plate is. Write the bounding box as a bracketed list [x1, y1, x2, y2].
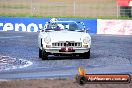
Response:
[59, 47, 75, 52]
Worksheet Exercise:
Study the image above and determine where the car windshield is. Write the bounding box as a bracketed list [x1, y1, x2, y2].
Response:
[45, 21, 83, 31]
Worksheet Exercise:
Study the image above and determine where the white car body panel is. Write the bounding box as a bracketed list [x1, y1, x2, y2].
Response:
[48, 31, 84, 42]
[38, 20, 91, 55]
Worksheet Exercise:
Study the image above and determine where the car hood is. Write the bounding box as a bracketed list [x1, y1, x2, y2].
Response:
[47, 31, 85, 42]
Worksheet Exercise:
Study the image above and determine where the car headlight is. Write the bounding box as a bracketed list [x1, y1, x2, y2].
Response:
[44, 36, 51, 44]
[83, 37, 89, 44]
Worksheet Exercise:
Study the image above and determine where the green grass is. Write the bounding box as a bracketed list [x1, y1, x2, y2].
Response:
[0, 13, 132, 19]
[0, 13, 98, 19]
[96, 16, 132, 19]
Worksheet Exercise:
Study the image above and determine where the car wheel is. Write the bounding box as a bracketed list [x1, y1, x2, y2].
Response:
[42, 48, 48, 60]
[39, 48, 42, 58]
[80, 50, 90, 59]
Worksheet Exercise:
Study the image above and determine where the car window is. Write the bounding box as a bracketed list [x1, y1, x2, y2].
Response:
[69, 23, 79, 31]
[45, 21, 83, 31]
[77, 22, 85, 30]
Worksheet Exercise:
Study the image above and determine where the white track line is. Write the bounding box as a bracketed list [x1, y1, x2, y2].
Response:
[0, 36, 24, 39]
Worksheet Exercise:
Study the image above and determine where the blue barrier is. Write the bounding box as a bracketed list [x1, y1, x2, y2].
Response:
[0, 17, 97, 33]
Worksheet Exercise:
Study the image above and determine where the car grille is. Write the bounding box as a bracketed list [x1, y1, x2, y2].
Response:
[52, 42, 82, 47]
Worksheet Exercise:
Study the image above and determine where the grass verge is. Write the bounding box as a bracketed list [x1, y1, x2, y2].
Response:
[0, 13, 132, 19]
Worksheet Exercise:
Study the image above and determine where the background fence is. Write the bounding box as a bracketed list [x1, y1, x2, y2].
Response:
[0, 0, 120, 18]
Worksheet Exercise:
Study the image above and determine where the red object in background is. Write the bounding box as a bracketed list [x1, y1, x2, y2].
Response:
[117, 0, 131, 6]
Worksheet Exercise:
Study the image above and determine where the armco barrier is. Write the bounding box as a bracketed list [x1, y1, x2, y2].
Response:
[97, 19, 132, 35]
[0, 17, 97, 33]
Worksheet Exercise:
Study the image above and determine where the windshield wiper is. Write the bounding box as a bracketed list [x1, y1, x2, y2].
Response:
[54, 29, 62, 31]
[75, 30, 84, 32]
[68, 29, 76, 31]
[45, 29, 55, 32]
[68, 29, 84, 32]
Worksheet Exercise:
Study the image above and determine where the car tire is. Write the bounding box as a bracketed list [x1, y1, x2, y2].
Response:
[39, 48, 42, 58]
[42, 48, 48, 60]
[80, 50, 90, 59]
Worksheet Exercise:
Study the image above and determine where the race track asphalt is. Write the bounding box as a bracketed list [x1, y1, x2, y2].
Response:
[0, 31, 132, 79]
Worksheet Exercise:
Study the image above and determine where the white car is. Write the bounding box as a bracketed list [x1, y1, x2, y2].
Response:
[38, 18, 91, 60]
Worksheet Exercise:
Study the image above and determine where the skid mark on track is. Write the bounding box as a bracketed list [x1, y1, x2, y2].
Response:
[0, 55, 32, 71]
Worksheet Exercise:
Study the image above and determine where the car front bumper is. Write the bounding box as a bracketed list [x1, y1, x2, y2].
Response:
[44, 47, 90, 54]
